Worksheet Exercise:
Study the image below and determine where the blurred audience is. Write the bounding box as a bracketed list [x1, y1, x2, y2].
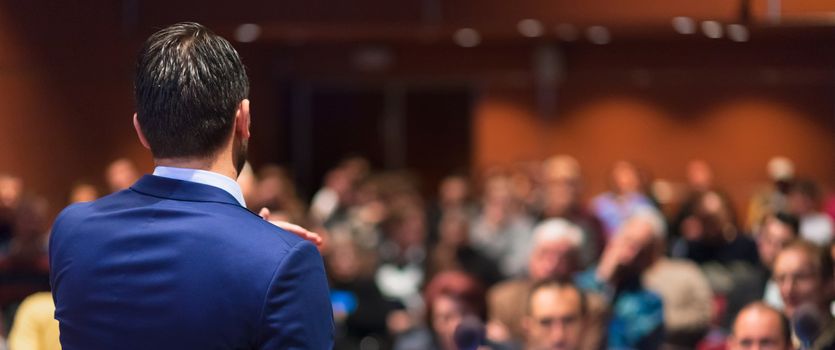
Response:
[6, 153, 835, 350]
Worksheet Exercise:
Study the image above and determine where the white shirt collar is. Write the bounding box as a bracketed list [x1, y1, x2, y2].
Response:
[152, 166, 246, 207]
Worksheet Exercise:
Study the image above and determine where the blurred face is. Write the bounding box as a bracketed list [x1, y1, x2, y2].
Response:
[69, 184, 99, 204]
[528, 239, 579, 282]
[106, 159, 138, 192]
[787, 192, 815, 215]
[757, 218, 795, 270]
[615, 220, 657, 277]
[439, 215, 469, 247]
[0, 176, 22, 207]
[525, 286, 584, 350]
[612, 162, 640, 194]
[394, 213, 426, 248]
[328, 242, 361, 282]
[773, 248, 823, 318]
[431, 295, 464, 346]
[686, 160, 713, 190]
[440, 177, 469, 206]
[543, 180, 578, 217]
[729, 307, 790, 350]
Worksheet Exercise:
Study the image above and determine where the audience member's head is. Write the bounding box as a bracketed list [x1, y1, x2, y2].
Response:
[105, 158, 139, 192]
[527, 219, 584, 282]
[767, 157, 795, 183]
[541, 155, 582, 218]
[598, 210, 665, 284]
[682, 190, 738, 243]
[608, 160, 643, 195]
[480, 171, 517, 225]
[383, 204, 427, 250]
[757, 212, 800, 270]
[438, 174, 471, 208]
[423, 271, 486, 349]
[686, 159, 714, 191]
[68, 182, 99, 204]
[523, 280, 587, 350]
[254, 164, 304, 223]
[0, 174, 23, 207]
[787, 179, 823, 216]
[437, 209, 471, 248]
[728, 302, 792, 350]
[773, 240, 834, 319]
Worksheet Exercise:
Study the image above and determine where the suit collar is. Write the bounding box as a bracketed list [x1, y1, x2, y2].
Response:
[130, 175, 246, 208]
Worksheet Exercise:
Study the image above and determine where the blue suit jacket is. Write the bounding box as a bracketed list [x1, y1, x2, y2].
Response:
[49, 175, 334, 349]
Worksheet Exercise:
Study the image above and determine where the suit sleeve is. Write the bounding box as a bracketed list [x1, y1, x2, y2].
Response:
[257, 240, 334, 349]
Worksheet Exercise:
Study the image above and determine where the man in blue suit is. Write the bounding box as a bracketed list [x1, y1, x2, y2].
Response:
[49, 22, 334, 349]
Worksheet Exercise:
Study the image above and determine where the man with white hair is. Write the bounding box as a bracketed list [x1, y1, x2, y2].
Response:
[486, 219, 599, 348]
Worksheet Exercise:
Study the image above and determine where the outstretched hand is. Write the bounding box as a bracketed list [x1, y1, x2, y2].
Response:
[259, 208, 324, 247]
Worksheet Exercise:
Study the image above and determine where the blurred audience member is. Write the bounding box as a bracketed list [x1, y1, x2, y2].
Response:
[786, 179, 833, 246]
[639, 209, 715, 348]
[311, 167, 354, 226]
[577, 212, 665, 349]
[7, 291, 60, 350]
[487, 219, 602, 349]
[311, 157, 370, 226]
[376, 203, 429, 317]
[104, 158, 139, 193]
[509, 161, 542, 217]
[671, 160, 730, 240]
[0, 174, 24, 248]
[426, 209, 501, 287]
[471, 172, 534, 278]
[523, 280, 587, 350]
[672, 190, 757, 266]
[772, 240, 833, 327]
[67, 182, 98, 204]
[539, 155, 604, 266]
[747, 156, 794, 232]
[727, 302, 792, 350]
[756, 213, 800, 310]
[252, 164, 306, 224]
[327, 235, 395, 350]
[591, 160, 656, 239]
[427, 174, 477, 246]
[393, 271, 485, 350]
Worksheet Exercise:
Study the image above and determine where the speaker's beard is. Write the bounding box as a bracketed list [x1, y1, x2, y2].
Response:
[233, 137, 248, 179]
